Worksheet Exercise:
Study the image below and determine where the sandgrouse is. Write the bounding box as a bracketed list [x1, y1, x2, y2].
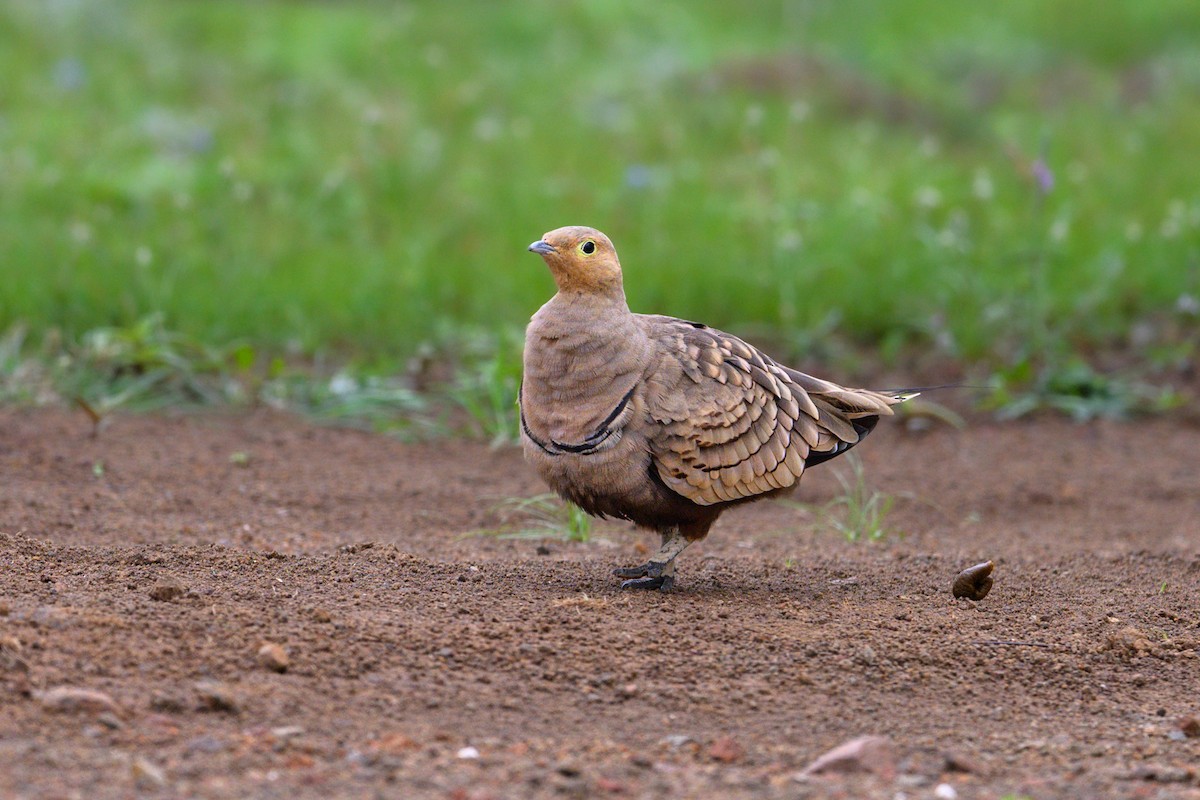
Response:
[521, 226, 914, 590]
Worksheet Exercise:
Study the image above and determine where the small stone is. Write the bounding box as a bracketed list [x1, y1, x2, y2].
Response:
[797, 735, 896, 781]
[195, 680, 239, 713]
[271, 725, 305, 741]
[708, 736, 745, 763]
[132, 756, 167, 789]
[39, 686, 124, 717]
[535, 545, 552, 556]
[311, 608, 332, 623]
[257, 642, 289, 673]
[660, 734, 694, 749]
[618, 683, 639, 698]
[456, 746, 480, 759]
[1178, 716, 1200, 738]
[148, 578, 185, 602]
[952, 561, 994, 600]
[97, 712, 124, 730]
[934, 783, 958, 799]
[897, 774, 930, 789]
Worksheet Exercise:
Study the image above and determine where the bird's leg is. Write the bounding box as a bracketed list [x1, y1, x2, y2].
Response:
[614, 528, 691, 591]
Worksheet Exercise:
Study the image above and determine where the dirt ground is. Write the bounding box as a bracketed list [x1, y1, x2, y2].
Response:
[1, 406, 1199, 799]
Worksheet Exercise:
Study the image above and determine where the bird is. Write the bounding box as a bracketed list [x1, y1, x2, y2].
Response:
[520, 226, 915, 590]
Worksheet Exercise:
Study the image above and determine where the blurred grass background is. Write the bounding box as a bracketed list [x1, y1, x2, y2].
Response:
[2, 0, 1198, 375]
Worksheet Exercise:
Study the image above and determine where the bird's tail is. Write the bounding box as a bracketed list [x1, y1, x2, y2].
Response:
[881, 382, 990, 398]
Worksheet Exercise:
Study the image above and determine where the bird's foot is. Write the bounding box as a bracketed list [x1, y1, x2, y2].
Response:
[620, 574, 675, 591]
[613, 560, 674, 591]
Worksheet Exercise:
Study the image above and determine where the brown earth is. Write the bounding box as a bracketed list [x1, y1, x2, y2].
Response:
[1, 406, 1199, 799]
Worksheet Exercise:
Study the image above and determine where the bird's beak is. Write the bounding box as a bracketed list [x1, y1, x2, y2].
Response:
[528, 240, 556, 256]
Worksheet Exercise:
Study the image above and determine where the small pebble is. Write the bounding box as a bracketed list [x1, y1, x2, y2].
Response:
[38, 686, 124, 717]
[456, 746, 480, 759]
[797, 735, 896, 780]
[132, 756, 167, 789]
[271, 725, 305, 740]
[934, 783, 958, 800]
[195, 680, 239, 713]
[257, 642, 289, 673]
[708, 736, 744, 763]
[97, 712, 124, 730]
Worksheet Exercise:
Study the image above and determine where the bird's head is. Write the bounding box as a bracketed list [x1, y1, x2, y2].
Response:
[527, 226, 623, 294]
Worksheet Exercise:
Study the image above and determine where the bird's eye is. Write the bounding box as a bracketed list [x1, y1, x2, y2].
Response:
[581, 240, 596, 255]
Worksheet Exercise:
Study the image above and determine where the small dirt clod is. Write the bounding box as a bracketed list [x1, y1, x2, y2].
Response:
[952, 560, 995, 601]
[149, 578, 186, 602]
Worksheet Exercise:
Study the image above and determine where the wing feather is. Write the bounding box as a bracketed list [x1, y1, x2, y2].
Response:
[640, 317, 907, 506]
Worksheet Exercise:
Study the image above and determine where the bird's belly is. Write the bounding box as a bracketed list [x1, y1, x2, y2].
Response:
[522, 437, 652, 520]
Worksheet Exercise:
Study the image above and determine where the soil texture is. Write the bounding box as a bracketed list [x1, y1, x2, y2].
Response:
[2, 407, 1199, 799]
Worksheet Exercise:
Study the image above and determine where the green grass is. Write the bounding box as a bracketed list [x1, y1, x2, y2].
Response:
[2, 1, 1199, 377]
[821, 454, 900, 543]
[475, 494, 593, 543]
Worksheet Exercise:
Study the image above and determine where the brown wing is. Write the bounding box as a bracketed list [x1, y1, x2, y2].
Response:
[639, 316, 907, 507]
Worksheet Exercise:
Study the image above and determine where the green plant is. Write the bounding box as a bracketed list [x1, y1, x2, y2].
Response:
[0, 324, 42, 403]
[263, 370, 433, 437]
[2, 317, 441, 437]
[56, 313, 236, 413]
[821, 453, 898, 543]
[477, 494, 592, 543]
[445, 331, 524, 446]
[985, 357, 1185, 421]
